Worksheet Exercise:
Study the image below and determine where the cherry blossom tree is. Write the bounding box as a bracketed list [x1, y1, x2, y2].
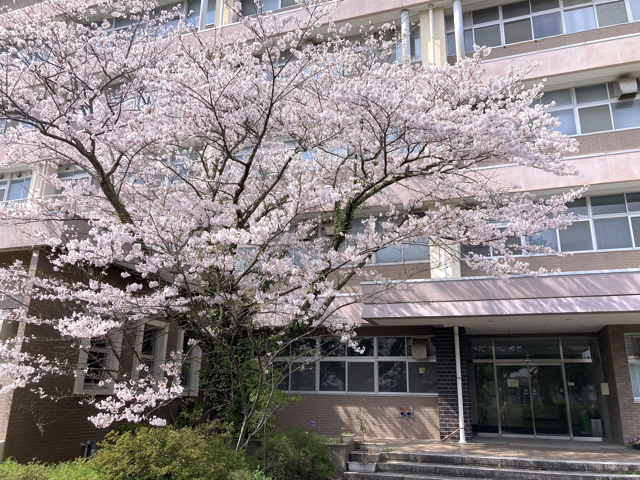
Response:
[0, 0, 581, 448]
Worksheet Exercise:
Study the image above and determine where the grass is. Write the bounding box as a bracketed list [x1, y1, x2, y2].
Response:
[0, 458, 100, 480]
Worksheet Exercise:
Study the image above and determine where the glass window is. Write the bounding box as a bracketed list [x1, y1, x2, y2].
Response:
[531, 0, 560, 12]
[626, 335, 640, 357]
[378, 361, 407, 392]
[7, 176, 31, 201]
[561, 337, 594, 359]
[631, 217, 640, 246]
[377, 337, 407, 357]
[575, 84, 609, 104]
[464, 30, 475, 53]
[611, 100, 640, 130]
[563, 0, 593, 6]
[504, 19, 533, 44]
[596, 1, 628, 26]
[494, 337, 561, 359]
[408, 362, 437, 393]
[290, 363, 316, 391]
[630, 363, 640, 400]
[593, 217, 633, 250]
[85, 339, 110, 385]
[473, 6, 500, 24]
[376, 246, 402, 263]
[627, 193, 640, 212]
[559, 221, 593, 251]
[292, 338, 317, 357]
[446, 33, 456, 56]
[578, 105, 613, 134]
[474, 25, 502, 47]
[525, 229, 559, 251]
[544, 88, 573, 107]
[503, 1, 531, 18]
[320, 361, 345, 391]
[320, 338, 345, 357]
[348, 362, 375, 392]
[591, 194, 626, 215]
[532, 12, 563, 38]
[564, 6, 597, 33]
[630, 0, 640, 20]
[470, 339, 494, 359]
[348, 338, 374, 356]
[566, 198, 589, 215]
[552, 109, 578, 135]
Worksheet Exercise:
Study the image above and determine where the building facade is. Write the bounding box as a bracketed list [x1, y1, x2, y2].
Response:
[1, 0, 640, 462]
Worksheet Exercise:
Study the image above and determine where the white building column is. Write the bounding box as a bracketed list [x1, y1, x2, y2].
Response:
[452, 0, 465, 61]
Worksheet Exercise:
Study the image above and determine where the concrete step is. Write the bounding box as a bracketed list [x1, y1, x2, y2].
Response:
[375, 461, 640, 480]
[344, 473, 640, 480]
[347, 451, 640, 474]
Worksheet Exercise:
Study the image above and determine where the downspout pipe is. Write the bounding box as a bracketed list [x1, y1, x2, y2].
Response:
[428, 4, 436, 65]
[401, 9, 411, 62]
[454, 326, 467, 443]
[198, 0, 208, 31]
[452, 0, 464, 61]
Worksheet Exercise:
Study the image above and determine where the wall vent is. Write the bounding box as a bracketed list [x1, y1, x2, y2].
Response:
[613, 77, 639, 100]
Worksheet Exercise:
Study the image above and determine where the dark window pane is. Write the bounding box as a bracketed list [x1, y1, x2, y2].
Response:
[631, 0, 640, 20]
[561, 337, 593, 359]
[142, 327, 158, 356]
[320, 361, 345, 391]
[348, 338, 374, 356]
[473, 6, 500, 24]
[590, 194, 626, 215]
[531, 0, 560, 12]
[612, 100, 640, 130]
[290, 362, 316, 391]
[532, 12, 562, 38]
[464, 12, 473, 27]
[566, 198, 588, 215]
[376, 246, 402, 263]
[631, 217, 640, 246]
[525, 229, 559, 251]
[504, 19, 533, 44]
[474, 24, 502, 47]
[281, 0, 297, 7]
[446, 32, 456, 56]
[378, 337, 406, 357]
[348, 362, 375, 392]
[445, 15, 454, 31]
[578, 105, 613, 134]
[596, 1, 628, 26]
[559, 221, 593, 252]
[564, 6, 597, 33]
[564, 0, 592, 6]
[544, 89, 573, 107]
[575, 84, 609, 104]
[470, 339, 494, 359]
[628, 193, 640, 212]
[465, 30, 475, 53]
[494, 338, 561, 359]
[273, 362, 289, 391]
[503, 1, 531, 18]
[320, 338, 345, 357]
[408, 362, 437, 393]
[594, 218, 632, 249]
[402, 242, 430, 261]
[461, 244, 492, 257]
[552, 109, 577, 135]
[292, 338, 316, 357]
[378, 361, 407, 392]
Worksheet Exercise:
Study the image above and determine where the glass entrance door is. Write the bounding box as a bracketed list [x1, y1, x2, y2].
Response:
[497, 364, 569, 437]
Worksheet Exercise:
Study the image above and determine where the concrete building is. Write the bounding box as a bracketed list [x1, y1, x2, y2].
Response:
[1, 0, 640, 462]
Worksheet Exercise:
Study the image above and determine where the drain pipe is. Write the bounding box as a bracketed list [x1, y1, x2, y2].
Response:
[452, 0, 464, 61]
[454, 326, 467, 443]
[428, 4, 436, 65]
[401, 9, 411, 62]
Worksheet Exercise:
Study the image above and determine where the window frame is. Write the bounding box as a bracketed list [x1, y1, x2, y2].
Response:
[73, 333, 123, 395]
[132, 321, 169, 383]
[625, 333, 640, 402]
[176, 330, 202, 397]
[277, 336, 437, 396]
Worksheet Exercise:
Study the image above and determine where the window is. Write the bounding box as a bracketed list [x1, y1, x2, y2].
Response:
[177, 331, 202, 396]
[240, 0, 298, 16]
[0, 171, 32, 204]
[542, 82, 640, 136]
[55, 166, 93, 195]
[463, 192, 640, 257]
[74, 334, 123, 394]
[278, 336, 437, 395]
[626, 334, 640, 401]
[133, 323, 169, 382]
[445, 0, 639, 59]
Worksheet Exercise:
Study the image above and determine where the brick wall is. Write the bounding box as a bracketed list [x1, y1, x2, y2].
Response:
[572, 129, 640, 157]
[435, 327, 472, 441]
[597, 325, 640, 445]
[275, 394, 439, 440]
[462, 250, 640, 277]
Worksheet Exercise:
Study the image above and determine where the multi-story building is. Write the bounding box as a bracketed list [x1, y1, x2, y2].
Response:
[1, 0, 640, 463]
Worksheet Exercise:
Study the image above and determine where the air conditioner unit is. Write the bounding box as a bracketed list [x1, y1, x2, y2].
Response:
[411, 337, 430, 360]
[613, 77, 639, 100]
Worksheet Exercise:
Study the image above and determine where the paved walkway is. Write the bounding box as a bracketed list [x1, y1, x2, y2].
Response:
[370, 437, 640, 463]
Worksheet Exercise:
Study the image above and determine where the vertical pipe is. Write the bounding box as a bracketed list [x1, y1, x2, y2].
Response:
[452, 0, 464, 61]
[428, 4, 436, 65]
[454, 326, 467, 443]
[219, 0, 225, 27]
[198, 0, 208, 30]
[401, 9, 411, 62]
[559, 338, 574, 440]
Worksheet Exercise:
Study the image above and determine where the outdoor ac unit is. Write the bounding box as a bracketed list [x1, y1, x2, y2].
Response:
[411, 337, 429, 359]
[613, 77, 639, 100]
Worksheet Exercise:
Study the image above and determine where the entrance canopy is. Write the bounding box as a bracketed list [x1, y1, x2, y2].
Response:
[359, 269, 640, 334]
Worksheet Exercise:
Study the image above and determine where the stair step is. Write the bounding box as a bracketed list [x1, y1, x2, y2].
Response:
[367, 452, 640, 473]
[375, 461, 640, 480]
[344, 472, 482, 480]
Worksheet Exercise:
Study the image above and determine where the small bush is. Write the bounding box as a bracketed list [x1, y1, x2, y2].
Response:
[91, 426, 246, 480]
[0, 458, 99, 480]
[254, 426, 334, 480]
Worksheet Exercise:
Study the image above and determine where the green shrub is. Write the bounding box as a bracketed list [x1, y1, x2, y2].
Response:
[254, 427, 334, 480]
[0, 458, 99, 480]
[91, 426, 246, 480]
